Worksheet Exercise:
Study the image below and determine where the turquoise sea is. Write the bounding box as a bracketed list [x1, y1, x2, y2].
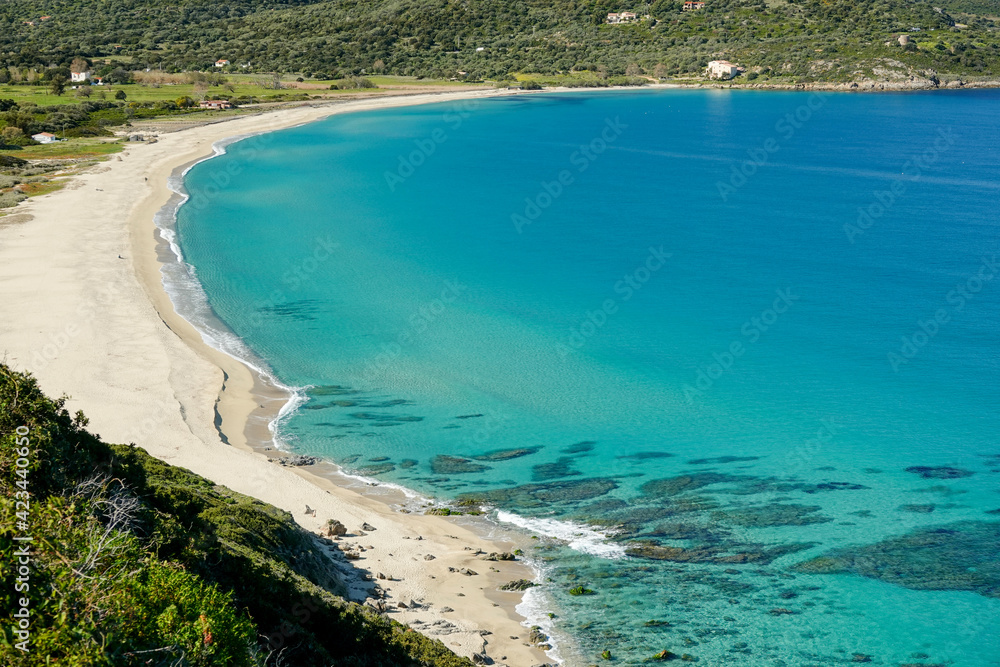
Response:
[168, 89, 1000, 666]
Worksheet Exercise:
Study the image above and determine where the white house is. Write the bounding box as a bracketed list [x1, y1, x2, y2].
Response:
[607, 11, 638, 23]
[32, 132, 58, 144]
[70, 70, 90, 83]
[215, 59, 230, 68]
[707, 60, 742, 80]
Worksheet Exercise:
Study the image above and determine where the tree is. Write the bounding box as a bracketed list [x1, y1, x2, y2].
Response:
[626, 63, 643, 76]
[115, 89, 127, 100]
[49, 74, 67, 96]
[2, 126, 25, 144]
[107, 67, 131, 85]
[71, 56, 89, 74]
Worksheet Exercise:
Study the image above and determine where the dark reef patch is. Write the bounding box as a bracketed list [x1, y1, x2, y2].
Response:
[640, 473, 743, 497]
[532, 456, 583, 481]
[898, 504, 936, 513]
[617, 451, 675, 461]
[687, 455, 761, 465]
[791, 520, 1000, 598]
[430, 455, 490, 474]
[905, 466, 974, 479]
[356, 462, 395, 475]
[308, 384, 361, 396]
[471, 447, 541, 461]
[627, 540, 813, 566]
[457, 477, 619, 508]
[562, 440, 597, 454]
[711, 503, 833, 528]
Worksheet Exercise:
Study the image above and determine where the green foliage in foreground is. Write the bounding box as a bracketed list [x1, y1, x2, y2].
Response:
[0, 365, 474, 666]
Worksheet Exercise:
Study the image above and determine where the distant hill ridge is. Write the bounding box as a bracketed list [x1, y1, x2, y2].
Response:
[1, 0, 998, 84]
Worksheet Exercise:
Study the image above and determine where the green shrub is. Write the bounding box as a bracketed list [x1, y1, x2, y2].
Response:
[0, 190, 27, 208]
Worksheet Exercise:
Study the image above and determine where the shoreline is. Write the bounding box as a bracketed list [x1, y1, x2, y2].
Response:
[0, 89, 560, 666]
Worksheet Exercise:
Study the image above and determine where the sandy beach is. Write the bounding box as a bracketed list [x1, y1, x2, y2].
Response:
[0, 90, 554, 666]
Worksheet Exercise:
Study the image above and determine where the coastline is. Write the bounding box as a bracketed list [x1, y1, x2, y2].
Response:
[0, 89, 557, 666]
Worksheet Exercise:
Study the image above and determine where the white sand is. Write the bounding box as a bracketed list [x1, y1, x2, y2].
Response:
[0, 91, 553, 666]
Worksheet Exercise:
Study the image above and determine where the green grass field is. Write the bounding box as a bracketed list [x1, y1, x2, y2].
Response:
[0, 137, 123, 160]
[0, 74, 487, 108]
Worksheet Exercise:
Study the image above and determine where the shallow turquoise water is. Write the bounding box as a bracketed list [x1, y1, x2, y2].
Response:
[174, 89, 1000, 665]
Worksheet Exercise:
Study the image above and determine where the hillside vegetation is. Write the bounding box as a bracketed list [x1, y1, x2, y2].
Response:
[0, 0, 998, 82]
[0, 365, 474, 666]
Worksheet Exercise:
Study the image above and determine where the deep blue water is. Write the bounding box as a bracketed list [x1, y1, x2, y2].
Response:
[173, 89, 1000, 666]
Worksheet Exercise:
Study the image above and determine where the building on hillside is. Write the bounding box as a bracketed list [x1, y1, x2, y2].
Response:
[683, 1, 706, 9]
[707, 60, 742, 80]
[70, 70, 90, 83]
[32, 132, 58, 144]
[199, 100, 233, 109]
[607, 11, 638, 23]
[215, 59, 230, 67]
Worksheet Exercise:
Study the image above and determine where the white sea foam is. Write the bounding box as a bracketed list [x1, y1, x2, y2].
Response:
[494, 510, 627, 559]
[515, 576, 565, 665]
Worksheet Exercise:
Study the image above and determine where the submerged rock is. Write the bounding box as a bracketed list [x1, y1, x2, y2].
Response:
[472, 447, 541, 461]
[357, 462, 395, 475]
[898, 504, 936, 513]
[711, 503, 833, 528]
[905, 466, 974, 479]
[562, 440, 597, 454]
[458, 477, 619, 508]
[627, 541, 812, 565]
[687, 455, 761, 465]
[617, 451, 675, 461]
[790, 520, 1000, 598]
[430, 455, 490, 474]
[532, 456, 582, 481]
[640, 473, 741, 497]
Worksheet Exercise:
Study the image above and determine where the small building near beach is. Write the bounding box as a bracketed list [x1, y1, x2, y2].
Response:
[707, 60, 742, 80]
[683, 1, 706, 10]
[199, 100, 233, 110]
[32, 132, 59, 144]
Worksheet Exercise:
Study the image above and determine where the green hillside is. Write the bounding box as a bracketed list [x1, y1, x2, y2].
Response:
[0, 365, 474, 666]
[0, 0, 998, 82]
